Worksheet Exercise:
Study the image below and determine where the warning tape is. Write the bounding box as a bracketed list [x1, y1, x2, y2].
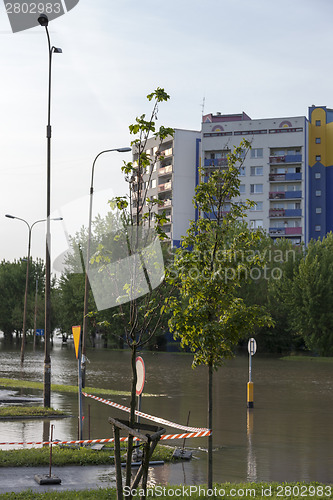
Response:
[0, 430, 211, 447]
[83, 392, 210, 433]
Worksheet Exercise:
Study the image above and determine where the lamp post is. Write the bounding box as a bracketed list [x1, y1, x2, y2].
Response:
[4, 214, 62, 364]
[38, 13, 62, 407]
[81, 147, 131, 387]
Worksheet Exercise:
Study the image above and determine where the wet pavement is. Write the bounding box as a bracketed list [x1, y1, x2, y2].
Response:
[0, 465, 117, 494]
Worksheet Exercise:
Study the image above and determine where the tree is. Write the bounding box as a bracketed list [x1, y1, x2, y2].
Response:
[291, 232, 333, 356]
[166, 140, 272, 488]
[0, 258, 45, 343]
[82, 88, 175, 493]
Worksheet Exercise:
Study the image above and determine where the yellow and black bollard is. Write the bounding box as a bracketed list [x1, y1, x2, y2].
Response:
[247, 381, 254, 409]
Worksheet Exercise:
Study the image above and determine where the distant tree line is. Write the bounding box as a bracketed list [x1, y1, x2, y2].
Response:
[1, 231, 333, 356]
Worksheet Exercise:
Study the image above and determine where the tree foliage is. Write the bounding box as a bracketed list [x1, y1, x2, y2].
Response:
[0, 258, 45, 342]
[290, 232, 333, 355]
[166, 140, 273, 368]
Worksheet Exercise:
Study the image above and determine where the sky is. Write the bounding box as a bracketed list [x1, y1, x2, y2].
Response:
[1, 0, 333, 266]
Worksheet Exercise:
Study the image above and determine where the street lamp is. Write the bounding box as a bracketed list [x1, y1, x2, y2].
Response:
[4, 214, 63, 364]
[81, 147, 131, 388]
[38, 13, 62, 408]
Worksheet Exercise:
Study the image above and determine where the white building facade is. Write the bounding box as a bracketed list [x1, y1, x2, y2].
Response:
[200, 112, 308, 244]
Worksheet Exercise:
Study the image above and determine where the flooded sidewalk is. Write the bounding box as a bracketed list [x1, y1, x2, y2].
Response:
[0, 465, 117, 494]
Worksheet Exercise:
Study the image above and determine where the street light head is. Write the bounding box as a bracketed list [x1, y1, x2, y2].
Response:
[38, 14, 49, 27]
[52, 47, 62, 54]
[116, 147, 132, 153]
[5, 214, 15, 219]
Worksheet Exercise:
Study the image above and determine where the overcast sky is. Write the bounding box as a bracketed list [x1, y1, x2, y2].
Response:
[1, 0, 333, 266]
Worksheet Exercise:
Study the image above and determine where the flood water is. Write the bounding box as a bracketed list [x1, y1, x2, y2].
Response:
[0, 341, 332, 485]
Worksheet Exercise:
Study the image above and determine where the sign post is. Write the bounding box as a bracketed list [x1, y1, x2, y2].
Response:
[72, 325, 83, 440]
[247, 337, 257, 408]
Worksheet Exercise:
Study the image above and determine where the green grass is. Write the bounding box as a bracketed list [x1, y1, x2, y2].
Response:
[0, 482, 332, 499]
[280, 356, 333, 363]
[0, 406, 67, 418]
[0, 443, 173, 468]
[0, 378, 131, 397]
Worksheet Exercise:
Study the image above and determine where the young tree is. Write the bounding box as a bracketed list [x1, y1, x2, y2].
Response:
[88, 88, 174, 490]
[166, 140, 272, 488]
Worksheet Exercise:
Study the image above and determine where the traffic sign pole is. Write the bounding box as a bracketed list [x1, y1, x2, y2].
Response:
[247, 338, 257, 409]
[72, 326, 83, 440]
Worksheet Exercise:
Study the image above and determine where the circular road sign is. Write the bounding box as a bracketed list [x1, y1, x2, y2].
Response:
[136, 356, 145, 396]
[248, 338, 257, 356]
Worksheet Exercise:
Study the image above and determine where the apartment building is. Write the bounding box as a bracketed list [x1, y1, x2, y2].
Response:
[132, 105, 333, 247]
[132, 128, 200, 245]
[201, 112, 307, 245]
[307, 106, 333, 241]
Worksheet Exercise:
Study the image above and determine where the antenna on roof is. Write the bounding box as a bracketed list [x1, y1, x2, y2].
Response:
[201, 96, 205, 118]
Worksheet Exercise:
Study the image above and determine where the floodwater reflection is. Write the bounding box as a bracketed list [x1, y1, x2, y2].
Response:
[0, 342, 332, 484]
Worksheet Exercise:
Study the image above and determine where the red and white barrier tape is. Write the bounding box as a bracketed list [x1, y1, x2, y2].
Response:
[0, 430, 211, 447]
[83, 392, 210, 433]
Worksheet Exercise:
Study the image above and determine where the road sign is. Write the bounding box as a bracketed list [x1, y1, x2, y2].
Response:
[136, 356, 145, 396]
[36, 329, 44, 337]
[72, 325, 81, 359]
[248, 338, 257, 356]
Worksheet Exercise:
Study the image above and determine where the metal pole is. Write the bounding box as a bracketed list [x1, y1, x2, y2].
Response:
[33, 278, 38, 351]
[21, 223, 31, 365]
[78, 338, 83, 441]
[249, 350, 252, 383]
[49, 424, 54, 477]
[81, 147, 131, 388]
[43, 24, 52, 408]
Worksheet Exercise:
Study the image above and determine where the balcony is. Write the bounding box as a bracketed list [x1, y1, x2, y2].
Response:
[285, 190, 302, 199]
[159, 164, 173, 176]
[269, 209, 302, 218]
[159, 147, 173, 157]
[269, 154, 302, 164]
[269, 227, 302, 236]
[269, 191, 302, 200]
[269, 173, 302, 181]
[158, 181, 172, 192]
[204, 158, 228, 167]
[158, 199, 172, 209]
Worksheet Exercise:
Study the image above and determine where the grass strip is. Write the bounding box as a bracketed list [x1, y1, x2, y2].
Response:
[0, 482, 332, 499]
[0, 406, 67, 418]
[280, 356, 333, 363]
[0, 444, 173, 467]
[0, 378, 130, 397]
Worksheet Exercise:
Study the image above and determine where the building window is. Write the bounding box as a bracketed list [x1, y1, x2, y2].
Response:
[316, 207, 322, 214]
[316, 155, 321, 161]
[315, 173, 321, 179]
[250, 220, 263, 229]
[250, 148, 263, 159]
[250, 184, 263, 194]
[250, 202, 263, 211]
[315, 225, 321, 231]
[315, 138, 321, 144]
[316, 120, 321, 126]
[150, 179, 156, 189]
[315, 190, 321, 196]
[239, 167, 246, 176]
[250, 166, 263, 176]
[239, 184, 246, 194]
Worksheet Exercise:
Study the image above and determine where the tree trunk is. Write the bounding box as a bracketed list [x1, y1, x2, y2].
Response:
[208, 361, 213, 489]
[125, 343, 137, 490]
